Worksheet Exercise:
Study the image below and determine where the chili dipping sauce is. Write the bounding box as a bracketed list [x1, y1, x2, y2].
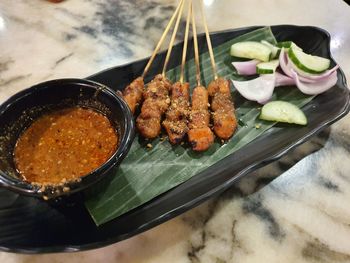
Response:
[14, 107, 118, 185]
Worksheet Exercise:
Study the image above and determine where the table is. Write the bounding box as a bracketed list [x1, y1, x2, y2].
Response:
[1, 0, 350, 262]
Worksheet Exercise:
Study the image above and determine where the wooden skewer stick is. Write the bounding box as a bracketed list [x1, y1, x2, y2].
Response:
[180, 0, 192, 84]
[162, 0, 186, 77]
[142, 0, 185, 78]
[191, 1, 201, 87]
[199, 0, 218, 80]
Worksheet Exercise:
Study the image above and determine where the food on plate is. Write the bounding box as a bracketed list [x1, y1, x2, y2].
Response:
[290, 69, 338, 95]
[162, 0, 190, 144]
[200, 0, 237, 140]
[230, 41, 272, 62]
[208, 78, 237, 139]
[123, 0, 237, 146]
[276, 41, 302, 50]
[232, 59, 260, 75]
[136, 74, 172, 139]
[14, 107, 118, 185]
[126, 2, 334, 145]
[275, 71, 295, 87]
[259, 101, 307, 125]
[188, 86, 214, 151]
[187, 2, 214, 151]
[231, 74, 275, 104]
[288, 47, 331, 74]
[279, 48, 339, 94]
[261, 40, 280, 58]
[163, 81, 190, 144]
[279, 47, 339, 81]
[136, 0, 185, 140]
[256, 59, 279, 74]
[230, 40, 338, 105]
[121, 0, 184, 114]
[189, 0, 238, 144]
[122, 77, 144, 114]
[288, 46, 330, 74]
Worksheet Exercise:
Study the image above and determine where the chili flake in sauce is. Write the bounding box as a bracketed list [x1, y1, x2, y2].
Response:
[14, 107, 118, 185]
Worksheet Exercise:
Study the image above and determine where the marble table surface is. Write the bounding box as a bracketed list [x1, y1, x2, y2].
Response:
[1, 0, 350, 262]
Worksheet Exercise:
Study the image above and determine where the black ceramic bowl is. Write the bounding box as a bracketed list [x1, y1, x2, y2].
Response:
[0, 78, 134, 199]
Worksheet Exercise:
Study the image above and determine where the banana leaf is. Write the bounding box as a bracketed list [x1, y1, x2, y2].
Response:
[85, 27, 313, 226]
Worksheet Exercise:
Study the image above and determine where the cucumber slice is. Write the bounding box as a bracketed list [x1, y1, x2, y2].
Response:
[276, 41, 302, 51]
[256, 59, 279, 74]
[288, 47, 330, 74]
[259, 101, 307, 125]
[230, 41, 272, 62]
[261, 40, 280, 58]
[288, 58, 323, 77]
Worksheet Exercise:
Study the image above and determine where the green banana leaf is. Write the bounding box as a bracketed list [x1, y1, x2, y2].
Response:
[85, 27, 313, 226]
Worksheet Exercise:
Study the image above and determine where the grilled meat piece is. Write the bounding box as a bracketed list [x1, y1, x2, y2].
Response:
[207, 77, 237, 140]
[188, 86, 214, 151]
[163, 81, 190, 144]
[122, 77, 145, 114]
[136, 74, 172, 139]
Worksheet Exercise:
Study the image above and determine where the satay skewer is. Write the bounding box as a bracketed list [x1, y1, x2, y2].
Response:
[180, 0, 192, 84]
[199, 0, 237, 140]
[143, 0, 185, 79]
[199, 0, 217, 80]
[187, 2, 214, 151]
[136, 0, 185, 139]
[122, 0, 185, 114]
[162, 0, 192, 144]
[162, 0, 187, 77]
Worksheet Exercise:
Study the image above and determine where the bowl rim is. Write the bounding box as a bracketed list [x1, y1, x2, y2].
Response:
[0, 78, 135, 198]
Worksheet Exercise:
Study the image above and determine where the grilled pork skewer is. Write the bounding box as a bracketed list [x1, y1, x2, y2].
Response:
[188, 2, 214, 151]
[137, 0, 185, 139]
[122, 0, 184, 114]
[163, 82, 190, 144]
[122, 77, 144, 114]
[208, 78, 237, 139]
[162, 0, 192, 144]
[137, 74, 172, 138]
[199, 0, 237, 140]
[188, 86, 214, 151]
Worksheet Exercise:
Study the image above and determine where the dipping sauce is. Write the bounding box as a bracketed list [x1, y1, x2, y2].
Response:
[14, 107, 118, 185]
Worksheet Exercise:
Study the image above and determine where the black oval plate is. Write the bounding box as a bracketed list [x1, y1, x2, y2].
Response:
[0, 25, 348, 253]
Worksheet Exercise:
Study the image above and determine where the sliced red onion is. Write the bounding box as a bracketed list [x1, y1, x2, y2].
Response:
[290, 69, 338, 95]
[231, 74, 275, 104]
[275, 72, 295, 87]
[231, 48, 339, 103]
[279, 48, 339, 83]
[279, 50, 313, 83]
[289, 60, 339, 81]
[232, 59, 259, 75]
[279, 48, 293, 78]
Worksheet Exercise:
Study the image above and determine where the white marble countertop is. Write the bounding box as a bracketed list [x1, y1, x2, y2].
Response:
[1, 0, 350, 262]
